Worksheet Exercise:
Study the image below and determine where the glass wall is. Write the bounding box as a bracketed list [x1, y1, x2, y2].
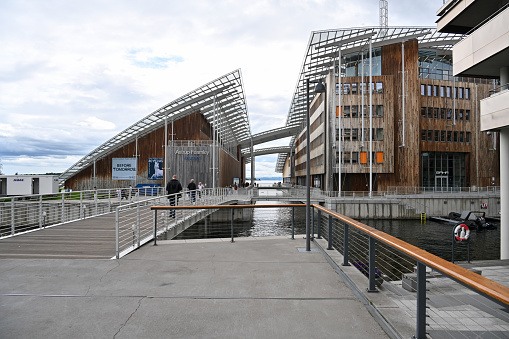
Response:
[421, 152, 466, 189]
[418, 51, 453, 80]
[344, 48, 382, 77]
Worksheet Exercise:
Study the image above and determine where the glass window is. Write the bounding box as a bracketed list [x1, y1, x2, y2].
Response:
[465, 110, 470, 121]
[465, 88, 470, 99]
[459, 131, 464, 142]
[440, 108, 446, 120]
[441, 130, 446, 142]
[371, 82, 376, 94]
[447, 131, 452, 142]
[343, 152, 351, 164]
[362, 105, 367, 118]
[376, 82, 383, 93]
[343, 128, 351, 140]
[466, 132, 471, 142]
[343, 83, 351, 95]
[427, 85, 433, 96]
[447, 86, 451, 98]
[421, 130, 427, 141]
[351, 105, 358, 118]
[360, 82, 366, 95]
[454, 87, 458, 98]
[434, 130, 439, 142]
[376, 128, 383, 141]
[447, 108, 452, 120]
[376, 105, 383, 117]
[459, 87, 464, 99]
[421, 107, 426, 118]
[427, 130, 433, 141]
[336, 83, 340, 94]
[459, 109, 464, 120]
[421, 84, 426, 96]
[434, 85, 439, 96]
[427, 107, 433, 119]
[434, 108, 439, 119]
[343, 106, 350, 118]
[351, 82, 358, 95]
[453, 131, 458, 142]
[376, 152, 383, 164]
[440, 86, 445, 97]
[352, 152, 358, 164]
[351, 128, 358, 141]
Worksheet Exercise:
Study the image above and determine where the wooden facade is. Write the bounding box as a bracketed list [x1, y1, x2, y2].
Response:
[289, 39, 500, 192]
[65, 111, 243, 190]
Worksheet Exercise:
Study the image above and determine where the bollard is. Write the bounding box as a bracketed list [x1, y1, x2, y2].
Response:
[153, 209, 158, 246]
[367, 236, 378, 293]
[416, 262, 427, 339]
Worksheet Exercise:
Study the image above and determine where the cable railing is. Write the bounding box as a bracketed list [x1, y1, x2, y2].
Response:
[115, 188, 237, 258]
[0, 187, 165, 238]
[148, 203, 509, 338]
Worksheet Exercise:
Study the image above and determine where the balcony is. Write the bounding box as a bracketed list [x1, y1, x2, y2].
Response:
[480, 87, 509, 131]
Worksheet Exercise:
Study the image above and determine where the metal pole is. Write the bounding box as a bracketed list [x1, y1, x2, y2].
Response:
[11, 197, 15, 236]
[327, 215, 333, 250]
[367, 236, 377, 292]
[369, 37, 373, 198]
[39, 195, 42, 229]
[231, 208, 235, 243]
[291, 206, 295, 240]
[164, 114, 167, 189]
[311, 205, 315, 238]
[153, 209, 158, 246]
[317, 209, 321, 239]
[343, 223, 350, 266]
[337, 47, 342, 196]
[416, 262, 427, 339]
[401, 41, 406, 147]
[213, 95, 216, 189]
[115, 208, 120, 258]
[306, 78, 311, 252]
[137, 203, 140, 248]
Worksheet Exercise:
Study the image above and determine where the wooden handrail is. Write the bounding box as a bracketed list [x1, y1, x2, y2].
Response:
[312, 204, 509, 306]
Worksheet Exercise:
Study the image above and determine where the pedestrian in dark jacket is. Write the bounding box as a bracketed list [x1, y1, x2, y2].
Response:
[187, 179, 197, 204]
[166, 175, 182, 217]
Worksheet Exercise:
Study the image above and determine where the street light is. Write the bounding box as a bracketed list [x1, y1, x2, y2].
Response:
[306, 78, 326, 252]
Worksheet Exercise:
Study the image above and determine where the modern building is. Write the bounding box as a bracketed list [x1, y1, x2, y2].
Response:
[60, 70, 251, 191]
[277, 27, 499, 193]
[436, 0, 509, 258]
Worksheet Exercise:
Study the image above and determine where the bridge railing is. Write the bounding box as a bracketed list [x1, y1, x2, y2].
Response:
[148, 203, 509, 338]
[115, 188, 233, 258]
[0, 187, 165, 238]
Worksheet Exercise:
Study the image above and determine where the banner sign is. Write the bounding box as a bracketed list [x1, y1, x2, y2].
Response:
[148, 158, 164, 180]
[112, 158, 137, 180]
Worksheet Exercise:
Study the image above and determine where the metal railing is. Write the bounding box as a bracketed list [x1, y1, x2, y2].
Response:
[115, 188, 238, 258]
[0, 187, 165, 238]
[386, 186, 500, 195]
[147, 202, 509, 338]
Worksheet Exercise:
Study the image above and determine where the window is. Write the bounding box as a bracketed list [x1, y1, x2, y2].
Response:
[352, 152, 359, 164]
[376, 152, 383, 164]
[351, 105, 358, 118]
[447, 108, 452, 120]
[465, 88, 470, 99]
[360, 83, 366, 95]
[361, 105, 367, 118]
[465, 109, 470, 121]
[343, 152, 351, 164]
[343, 83, 351, 95]
[459, 109, 464, 120]
[371, 82, 376, 94]
[434, 108, 439, 119]
[434, 130, 439, 142]
[421, 107, 427, 118]
[447, 86, 451, 98]
[360, 152, 367, 164]
[376, 128, 383, 141]
[459, 131, 464, 142]
[434, 85, 439, 96]
[376, 105, 383, 117]
[466, 132, 471, 143]
[453, 131, 458, 142]
[428, 85, 433, 96]
[343, 128, 351, 141]
[427, 130, 433, 141]
[376, 82, 383, 93]
[421, 130, 427, 141]
[440, 108, 446, 120]
[455, 109, 458, 120]
[343, 106, 350, 118]
[447, 131, 452, 142]
[459, 87, 464, 99]
[427, 107, 433, 119]
[336, 83, 340, 94]
[440, 86, 445, 97]
[454, 87, 458, 98]
[441, 130, 446, 142]
[351, 128, 358, 141]
[351, 82, 358, 95]
[421, 84, 426, 96]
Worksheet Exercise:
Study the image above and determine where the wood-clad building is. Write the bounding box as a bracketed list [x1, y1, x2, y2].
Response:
[288, 28, 499, 192]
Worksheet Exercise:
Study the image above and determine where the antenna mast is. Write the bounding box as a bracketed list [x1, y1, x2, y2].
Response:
[380, 0, 388, 37]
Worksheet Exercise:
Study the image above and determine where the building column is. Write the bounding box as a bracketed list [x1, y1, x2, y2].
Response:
[250, 140, 255, 186]
[501, 128, 509, 259]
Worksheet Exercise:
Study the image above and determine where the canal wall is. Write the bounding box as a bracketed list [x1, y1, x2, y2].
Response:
[325, 194, 500, 219]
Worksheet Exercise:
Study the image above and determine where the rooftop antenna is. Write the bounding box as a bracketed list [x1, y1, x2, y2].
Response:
[380, 0, 388, 37]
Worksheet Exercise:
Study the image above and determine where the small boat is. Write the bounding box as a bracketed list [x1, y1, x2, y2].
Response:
[436, 211, 497, 231]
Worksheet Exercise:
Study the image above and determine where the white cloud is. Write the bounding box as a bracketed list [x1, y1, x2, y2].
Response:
[77, 117, 116, 131]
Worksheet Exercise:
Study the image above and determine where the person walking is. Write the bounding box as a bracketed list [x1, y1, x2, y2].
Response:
[198, 182, 204, 199]
[187, 179, 197, 204]
[166, 175, 182, 218]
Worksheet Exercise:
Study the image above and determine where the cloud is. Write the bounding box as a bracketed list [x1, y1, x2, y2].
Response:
[77, 117, 116, 131]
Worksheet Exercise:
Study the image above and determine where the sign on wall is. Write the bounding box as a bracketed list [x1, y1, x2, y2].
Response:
[148, 158, 164, 180]
[112, 158, 137, 180]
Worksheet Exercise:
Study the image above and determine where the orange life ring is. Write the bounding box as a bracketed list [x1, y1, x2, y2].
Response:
[481, 202, 488, 209]
[454, 224, 470, 241]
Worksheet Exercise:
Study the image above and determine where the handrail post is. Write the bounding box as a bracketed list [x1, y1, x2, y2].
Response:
[231, 207, 235, 243]
[291, 206, 295, 240]
[153, 209, 158, 246]
[80, 191, 83, 219]
[39, 195, 43, 229]
[367, 236, 378, 292]
[342, 223, 350, 266]
[311, 205, 314, 239]
[416, 261, 427, 339]
[317, 209, 322, 239]
[61, 192, 65, 223]
[115, 208, 119, 258]
[11, 197, 15, 236]
[327, 215, 333, 250]
[137, 202, 141, 248]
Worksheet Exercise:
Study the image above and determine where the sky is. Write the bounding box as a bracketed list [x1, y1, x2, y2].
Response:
[0, 0, 442, 178]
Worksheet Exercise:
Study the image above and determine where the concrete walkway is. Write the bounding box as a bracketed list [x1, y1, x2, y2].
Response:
[0, 236, 389, 339]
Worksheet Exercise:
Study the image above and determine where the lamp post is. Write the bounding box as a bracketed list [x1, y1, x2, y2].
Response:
[306, 78, 326, 252]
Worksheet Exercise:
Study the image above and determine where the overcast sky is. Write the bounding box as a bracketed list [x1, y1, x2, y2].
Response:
[0, 0, 441, 179]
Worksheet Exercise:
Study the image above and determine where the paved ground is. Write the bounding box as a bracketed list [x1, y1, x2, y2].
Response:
[0, 236, 389, 339]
